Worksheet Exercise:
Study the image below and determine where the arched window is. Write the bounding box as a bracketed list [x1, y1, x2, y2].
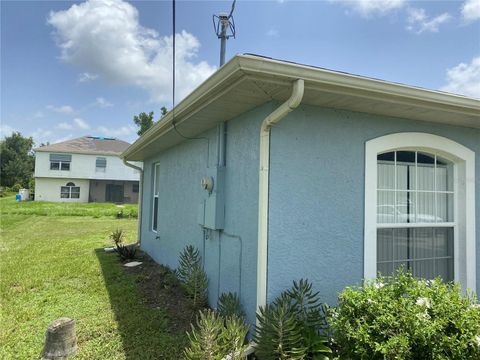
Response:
[365, 133, 475, 290]
[61, 182, 80, 199]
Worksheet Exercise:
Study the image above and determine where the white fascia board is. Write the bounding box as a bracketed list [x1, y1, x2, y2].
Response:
[236, 55, 480, 115]
[123, 55, 480, 161]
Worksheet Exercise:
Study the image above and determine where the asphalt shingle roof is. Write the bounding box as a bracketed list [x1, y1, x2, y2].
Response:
[35, 136, 131, 156]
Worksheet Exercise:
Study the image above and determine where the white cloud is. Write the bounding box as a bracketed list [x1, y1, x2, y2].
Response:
[46, 104, 74, 114]
[78, 72, 98, 82]
[30, 128, 53, 144]
[266, 28, 279, 37]
[406, 8, 451, 33]
[73, 118, 90, 130]
[33, 111, 44, 119]
[96, 124, 136, 137]
[52, 134, 74, 144]
[441, 56, 480, 98]
[332, 0, 406, 17]
[0, 124, 16, 138]
[94, 97, 113, 108]
[56, 122, 74, 130]
[48, 0, 216, 103]
[462, 0, 480, 22]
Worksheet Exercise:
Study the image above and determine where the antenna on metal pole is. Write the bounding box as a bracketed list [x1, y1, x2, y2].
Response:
[213, 0, 236, 66]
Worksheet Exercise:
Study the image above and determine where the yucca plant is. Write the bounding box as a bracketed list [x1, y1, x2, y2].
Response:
[254, 294, 307, 360]
[177, 245, 209, 309]
[176, 245, 201, 283]
[254, 279, 332, 360]
[185, 309, 224, 360]
[184, 309, 249, 360]
[109, 229, 137, 260]
[217, 292, 245, 320]
[109, 228, 124, 247]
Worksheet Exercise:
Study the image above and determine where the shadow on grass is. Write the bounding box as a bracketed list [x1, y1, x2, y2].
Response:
[95, 248, 189, 360]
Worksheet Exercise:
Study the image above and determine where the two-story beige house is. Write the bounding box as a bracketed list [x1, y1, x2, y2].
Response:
[34, 136, 140, 203]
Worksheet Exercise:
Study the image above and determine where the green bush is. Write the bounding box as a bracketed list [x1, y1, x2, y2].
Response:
[254, 279, 332, 360]
[177, 245, 208, 309]
[217, 292, 245, 320]
[184, 309, 249, 360]
[11, 183, 22, 192]
[330, 269, 480, 360]
[109, 229, 137, 260]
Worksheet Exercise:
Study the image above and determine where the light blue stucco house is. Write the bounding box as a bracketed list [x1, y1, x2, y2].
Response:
[122, 55, 480, 325]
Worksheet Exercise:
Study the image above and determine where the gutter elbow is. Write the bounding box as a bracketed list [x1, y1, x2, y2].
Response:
[287, 78, 305, 109]
[263, 79, 305, 131]
[122, 158, 143, 173]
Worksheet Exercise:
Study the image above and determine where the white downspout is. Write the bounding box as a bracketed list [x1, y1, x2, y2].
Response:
[256, 79, 305, 313]
[123, 159, 143, 246]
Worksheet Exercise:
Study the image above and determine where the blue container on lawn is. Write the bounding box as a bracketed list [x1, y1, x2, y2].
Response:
[15, 194, 21, 201]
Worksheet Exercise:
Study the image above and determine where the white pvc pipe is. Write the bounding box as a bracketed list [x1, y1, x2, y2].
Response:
[123, 159, 143, 245]
[256, 79, 305, 313]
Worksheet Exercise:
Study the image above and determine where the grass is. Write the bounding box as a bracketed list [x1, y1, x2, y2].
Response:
[0, 195, 138, 217]
[0, 196, 186, 359]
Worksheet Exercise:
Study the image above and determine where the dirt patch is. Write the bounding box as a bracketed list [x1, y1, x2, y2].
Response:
[121, 250, 199, 335]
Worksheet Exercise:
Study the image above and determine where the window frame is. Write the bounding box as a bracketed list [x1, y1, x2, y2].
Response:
[50, 161, 70, 171]
[132, 183, 139, 193]
[152, 163, 160, 233]
[364, 132, 476, 291]
[60, 182, 80, 199]
[95, 157, 107, 172]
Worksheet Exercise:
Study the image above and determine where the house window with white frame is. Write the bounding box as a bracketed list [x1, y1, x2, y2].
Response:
[50, 153, 71, 171]
[95, 157, 107, 172]
[152, 163, 160, 232]
[364, 133, 476, 291]
[61, 182, 80, 199]
[376, 150, 454, 280]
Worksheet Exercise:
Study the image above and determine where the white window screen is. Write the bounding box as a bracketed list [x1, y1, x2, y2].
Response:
[96, 157, 107, 172]
[376, 151, 454, 281]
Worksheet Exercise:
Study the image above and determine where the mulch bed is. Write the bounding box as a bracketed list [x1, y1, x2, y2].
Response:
[122, 250, 199, 335]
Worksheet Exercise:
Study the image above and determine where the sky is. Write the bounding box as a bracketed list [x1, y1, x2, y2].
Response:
[1, 0, 479, 145]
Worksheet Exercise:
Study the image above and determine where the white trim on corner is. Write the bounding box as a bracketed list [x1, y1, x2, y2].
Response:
[364, 132, 476, 291]
[151, 162, 160, 234]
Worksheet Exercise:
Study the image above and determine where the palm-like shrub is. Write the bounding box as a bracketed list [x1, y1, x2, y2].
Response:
[217, 292, 245, 320]
[184, 309, 249, 360]
[254, 279, 332, 360]
[177, 245, 208, 309]
[109, 229, 136, 260]
[330, 269, 480, 359]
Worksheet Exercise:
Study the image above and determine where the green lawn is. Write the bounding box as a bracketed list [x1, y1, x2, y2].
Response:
[0, 197, 186, 359]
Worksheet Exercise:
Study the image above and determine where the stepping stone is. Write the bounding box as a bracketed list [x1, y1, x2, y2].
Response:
[124, 261, 142, 268]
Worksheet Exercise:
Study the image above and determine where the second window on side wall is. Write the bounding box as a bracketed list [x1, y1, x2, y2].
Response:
[152, 163, 160, 232]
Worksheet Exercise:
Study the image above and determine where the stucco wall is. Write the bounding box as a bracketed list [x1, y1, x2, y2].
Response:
[35, 177, 90, 202]
[267, 104, 480, 305]
[139, 100, 479, 324]
[139, 103, 274, 325]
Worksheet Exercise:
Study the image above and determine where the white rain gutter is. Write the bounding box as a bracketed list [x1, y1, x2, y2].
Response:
[256, 79, 305, 312]
[123, 159, 143, 245]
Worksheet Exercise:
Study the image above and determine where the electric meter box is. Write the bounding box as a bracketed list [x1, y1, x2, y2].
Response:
[198, 166, 225, 230]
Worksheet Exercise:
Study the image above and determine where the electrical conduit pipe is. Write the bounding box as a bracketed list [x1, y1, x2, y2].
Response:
[122, 159, 144, 246]
[256, 79, 305, 314]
